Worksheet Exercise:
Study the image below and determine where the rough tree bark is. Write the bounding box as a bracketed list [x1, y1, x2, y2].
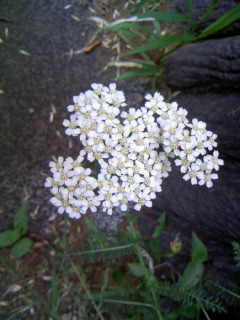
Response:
[142, 0, 240, 286]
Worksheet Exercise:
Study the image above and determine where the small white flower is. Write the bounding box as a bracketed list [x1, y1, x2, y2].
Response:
[63, 114, 81, 136]
[49, 156, 64, 173]
[204, 150, 224, 171]
[183, 165, 199, 185]
[175, 157, 190, 173]
[192, 158, 213, 172]
[145, 92, 165, 113]
[46, 83, 223, 219]
[91, 83, 104, 95]
[197, 171, 218, 188]
[203, 133, 218, 150]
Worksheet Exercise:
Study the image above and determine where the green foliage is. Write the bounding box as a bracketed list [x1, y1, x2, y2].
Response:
[157, 281, 226, 314]
[95, 0, 240, 87]
[232, 241, 240, 267]
[10, 237, 33, 259]
[197, 5, 240, 39]
[50, 264, 59, 319]
[14, 200, 29, 235]
[123, 34, 196, 57]
[207, 279, 240, 306]
[84, 216, 236, 318]
[2, 212, 238, 320]
[152, 212, 166, 237]
[67, 218, 142, 263]
[164, 304, 197, 320]
[191, 232, 208, 263]
[0, 200, 33, 258]
[179, 233, 208, 290]
[128, 262, 146, 277]
[135, 11, 196, 23]
[179, 262, 204, 290]
[0, 229, 21, 248]
[149, 212, 166, 263]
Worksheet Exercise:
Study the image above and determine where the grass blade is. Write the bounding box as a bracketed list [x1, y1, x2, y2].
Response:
[50, 265, 58, 318]
[136, 11, 196, 23]
[192, 0, 219, 32]
[118, 70, 161, 81]
[197, 5, 240, 39]
[120, 29, 145, 40]
[119, 33, 151, 61]
[65, 243, 135, 256]
[131, 0, 149, 14]
[105, 22, 152, 35]
[152, 20, 162, 37]
[187, 0, 193, 32]
[123, 34, 196, 56]
[92, 297, 158, 312]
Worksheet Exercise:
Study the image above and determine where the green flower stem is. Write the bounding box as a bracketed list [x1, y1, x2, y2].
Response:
[135, 244, 164, 320]
[207, 280, 240, 300]
[129, 219, 163, 320]
[92, 297, 160, 312]
[63, 243, 135, 257]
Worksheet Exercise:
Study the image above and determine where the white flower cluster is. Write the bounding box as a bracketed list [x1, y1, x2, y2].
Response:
[45, 83, 223, 218]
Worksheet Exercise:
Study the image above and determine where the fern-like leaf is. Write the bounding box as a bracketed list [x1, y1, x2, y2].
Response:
[157, 281, 226, 313]
[232, 241, 240, 267]
[66, 238, 143, 264]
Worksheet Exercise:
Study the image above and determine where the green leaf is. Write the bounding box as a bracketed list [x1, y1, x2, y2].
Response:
[10, 237, 33, 259]
[187, 0, 193, 32]
[120, 29, 145, 40]
[119, 34, 151, 61]
[77, 265, 88, 283]
[106, 22, 152, 35]
[118, 70, 161, 80]
[112, 269, 123, 282]
[128, 263, 145, 277]
[164, 304, 197, 320]
[152, 20, 162, 37]
[152, 212, 166, 238]
[14, 200, 29, 236]
[85, 218, 100, 234]
[197, 5, 240, 39]
[85, 218, 105, 245]
[0, 229, 21, 248]
[192, 0, 219, 32]
[101, 267, 109, 293]
[131, 0, 149, 13]
[178, 262, 204, 290]
[50, 265, 58, 315]
[136, 11, 196, 23]
[191, 232, 208, 263]
[123, 34, 196, 56]
[149, 237, 162, 264]
[128, 219, 142, 242]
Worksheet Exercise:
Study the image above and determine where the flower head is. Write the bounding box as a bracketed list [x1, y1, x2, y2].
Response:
[45, 83, 223, 218]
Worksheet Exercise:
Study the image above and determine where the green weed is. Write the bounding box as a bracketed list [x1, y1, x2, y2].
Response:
[0, 200, 33, 259]
[1, 212, 239, 319]
[91, 0, 240, 88]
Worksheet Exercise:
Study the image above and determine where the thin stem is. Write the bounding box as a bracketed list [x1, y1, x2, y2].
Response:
[92, 297, 159, 311]
[199, 302, 211, 320]
[63, 243, 135, 257]
[135, 244, 163, 320]
[129, 218, 163, 320]
[69, 258, 106, 320]
[207, 280, 240, 300]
